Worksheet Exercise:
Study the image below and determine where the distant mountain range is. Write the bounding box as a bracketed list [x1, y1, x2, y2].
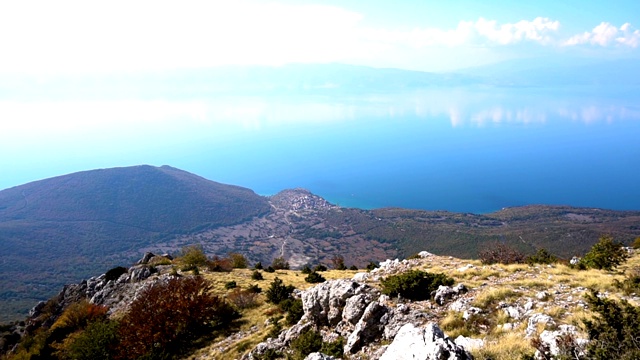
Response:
[1, 165, 640, 322]
[3, 58, 639, 100]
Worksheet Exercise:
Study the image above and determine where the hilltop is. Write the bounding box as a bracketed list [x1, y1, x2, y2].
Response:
[1, 166, 640, 322]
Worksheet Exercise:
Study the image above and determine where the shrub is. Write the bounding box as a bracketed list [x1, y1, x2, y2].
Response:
[349, 265, 358, 271]
[264, 316, 283, 341]
[178, 244, 209, 268]
[116, 276, 239, 359]
[228, 289, 259, 309]
[313, 264, 327, 272]
[632, 237, 640, 249]
[283, 298, 304, 325]
[265, 266, 276, 273]
[301, 265, 312, 274]
[320, 337, 344, 358]
[265, 277, 295, 305]
[104, 266, 128, 282]
[526, 248, 558, 265]
[229, 252, 248, 269]
[251, 270, 264, 280]
[247, 284, 262, 293]
[330, 255, 347, 270]
[62, 319, 119, 360]
[583, 289, 640, 359]
[305, 271, 326, 284]
[579, 235, 628, 271]
[479, 242, 526, 265]
[207, 255, 234, 272]
[254, 261, 264, 270]
[614, 266, 640, 295]
[225, 281, 237, 289]
[290, 329, 323, 360]
[271, 256, 290, 270]
[366, 261, 379, 271]
[381, 270, 454, 301]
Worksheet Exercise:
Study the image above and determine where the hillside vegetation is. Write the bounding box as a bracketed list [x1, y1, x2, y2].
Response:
[4, 242, 640, 360]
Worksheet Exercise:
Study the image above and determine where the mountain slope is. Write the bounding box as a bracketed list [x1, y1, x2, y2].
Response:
[0, 165, 270, 322]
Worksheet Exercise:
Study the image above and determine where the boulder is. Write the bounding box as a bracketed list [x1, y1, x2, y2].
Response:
[535, 325, 588, 359]
[345, 301, 388, 354]
[526, 313, 556, 337]
[433, 284, 467, 306]
[380, 323, 472, 360]
[305, 353, 337, 360]
[301, 279, 377, 326]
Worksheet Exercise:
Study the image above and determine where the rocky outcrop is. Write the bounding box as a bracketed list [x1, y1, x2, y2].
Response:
[379, 323, 472, 360]
[245, 278, 451, 360]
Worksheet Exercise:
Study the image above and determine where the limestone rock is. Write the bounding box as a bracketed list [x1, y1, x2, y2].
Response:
[433, 284, 467, 306]
[345, 301, 388, 354]
[305, 353, 337, 360]
[380, 323, 472, 360]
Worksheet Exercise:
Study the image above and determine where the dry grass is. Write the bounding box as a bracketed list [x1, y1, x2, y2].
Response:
[472, 333, 534, 360]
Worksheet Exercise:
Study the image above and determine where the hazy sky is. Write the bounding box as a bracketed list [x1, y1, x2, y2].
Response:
[1, 0, 639, 74]
[2, 1, 640, 193]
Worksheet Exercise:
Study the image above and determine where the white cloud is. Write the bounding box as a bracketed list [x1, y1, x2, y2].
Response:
[564, 22, 640, 47]
[361, 17, 560, 48]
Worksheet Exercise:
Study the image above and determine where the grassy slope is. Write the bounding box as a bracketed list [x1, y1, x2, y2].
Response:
[190, 252, 640, 360]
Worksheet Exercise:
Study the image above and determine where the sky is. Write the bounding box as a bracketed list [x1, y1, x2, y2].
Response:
[0, 0, 639, 74]
[1, 0, 640, 192]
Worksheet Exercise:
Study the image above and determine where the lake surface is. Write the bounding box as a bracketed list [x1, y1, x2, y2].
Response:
[3, 86, 640, 213]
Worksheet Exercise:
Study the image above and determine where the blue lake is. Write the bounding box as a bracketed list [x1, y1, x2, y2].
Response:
[3, 87, 640, 213]
[161, 88, 640, 213]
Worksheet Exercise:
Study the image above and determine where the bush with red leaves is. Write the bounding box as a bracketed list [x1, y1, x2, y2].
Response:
[116, 276, 239, 359]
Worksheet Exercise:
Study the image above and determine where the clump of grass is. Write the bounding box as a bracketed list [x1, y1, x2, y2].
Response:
[472, 333, 534, 360]
[472, 288, 518, 309]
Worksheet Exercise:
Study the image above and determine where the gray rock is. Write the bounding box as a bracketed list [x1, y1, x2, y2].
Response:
[137, 252, 155, 265]
[301, 279, 377, 326]
[454, 335, 485, 351]
[380, 323, 472, 360]
[526, 313, 556, 337]
[535, 325, 588, 359]
[345, 301, 388, 354]
[433, 284, 467, 306]
[305, 353, 337, 360]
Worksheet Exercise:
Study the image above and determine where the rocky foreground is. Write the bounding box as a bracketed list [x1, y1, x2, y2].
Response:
[3, 249, 639, 359]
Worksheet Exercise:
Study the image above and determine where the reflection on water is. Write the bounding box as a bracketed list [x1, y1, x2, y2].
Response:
[1, 88, 639, 213]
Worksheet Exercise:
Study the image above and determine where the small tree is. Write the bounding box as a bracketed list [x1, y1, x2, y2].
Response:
[265, 277, 295, 305]
[271, 256, 290, 270]
[330, 255, 347, 270]
[366, 261, 379, 271]
[251, 270, 264, 280]
[526, 248, 558, 265]
[178, 244, 209, 269]
[580, 235, 628, 271]
[229, 253, 248, 268]
[254, 261, 264, 270]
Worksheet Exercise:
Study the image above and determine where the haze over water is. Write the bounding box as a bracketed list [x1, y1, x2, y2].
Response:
[4, 85, 638, 214]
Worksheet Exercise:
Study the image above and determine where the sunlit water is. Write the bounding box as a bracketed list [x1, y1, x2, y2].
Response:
[2, 87, 639, 213]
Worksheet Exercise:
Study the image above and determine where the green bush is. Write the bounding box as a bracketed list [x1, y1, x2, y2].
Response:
[301, 265, 312, 274]
[305, 271, 326, 284]
[280, 298, 303, 325]
[247, 284, 262, 293]
[254, 261, 264, 270]
[349, 265, 358, 271]
[320, 337, 344, 358]
[265, 266, 276, 273]
[614, 266, 640, 295]
[313, 264, 327, 272]
[583, 289, 640, 359]
[271, 257, 290, 270]
[265, 277, 295, 305]
[526, 248, 558, 265]
[381, 270, 454, 301]
[229, 253, 248, 268]
[579, 235, 628, 271]
[290, 329, 323, 360]
[251, 270, 264, 280]
[104, 266, 128, 282]
[178, 244, 209, 268]
[225, 281, 237, 289]
[63, 320, 119, 360]
[366, 261, 379, 271]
